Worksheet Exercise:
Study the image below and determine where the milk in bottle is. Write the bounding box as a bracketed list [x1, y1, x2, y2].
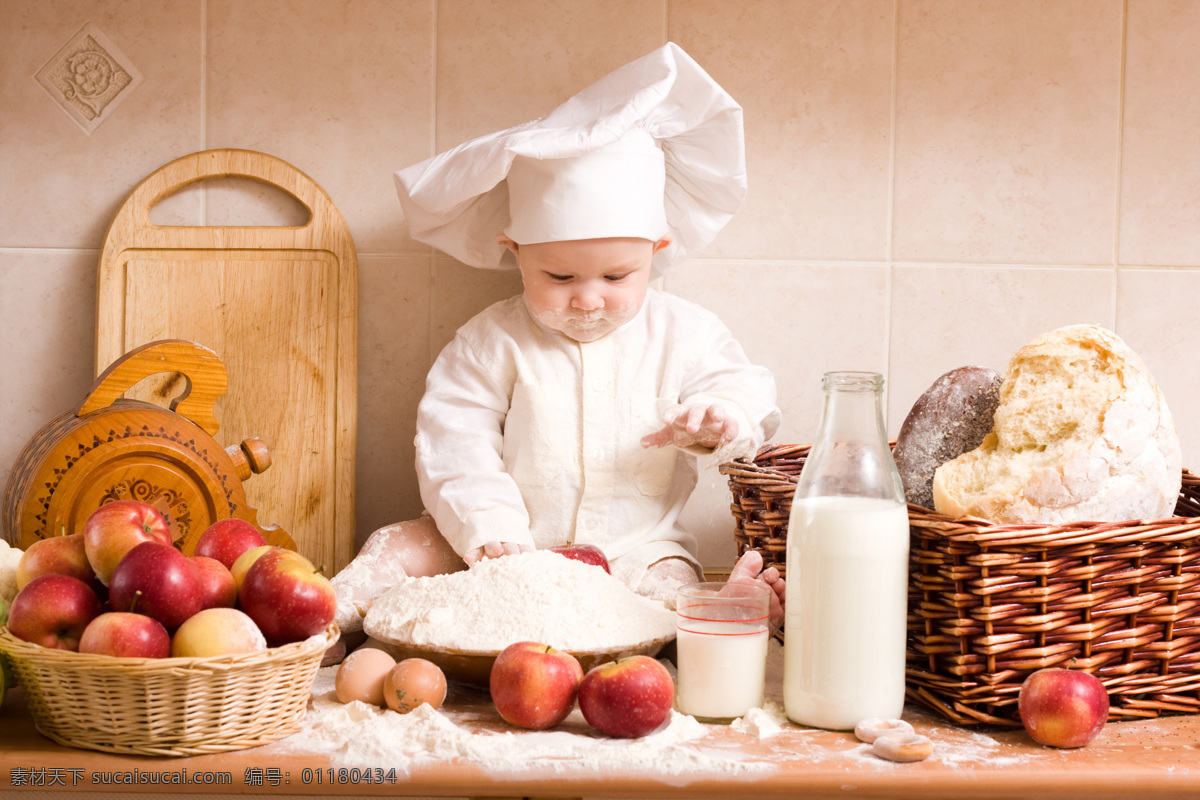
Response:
[783, 372, 910, 730]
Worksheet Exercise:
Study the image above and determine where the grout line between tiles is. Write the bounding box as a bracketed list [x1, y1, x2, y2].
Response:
[200, 0, 208, 226]
[1112, 0, 1129, 331]
[884, 0, 900, 419]
[428, 0, 439, 370]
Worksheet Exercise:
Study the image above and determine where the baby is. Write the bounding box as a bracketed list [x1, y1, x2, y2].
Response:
[331, 43, 784, 652]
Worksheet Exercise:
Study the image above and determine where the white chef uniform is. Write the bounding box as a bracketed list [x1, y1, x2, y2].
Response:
[393, 42, 780, 590]
[415, 290, 780, 588]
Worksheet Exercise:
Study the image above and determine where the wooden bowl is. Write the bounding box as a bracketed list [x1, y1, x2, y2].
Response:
[367, 634, 675, 687]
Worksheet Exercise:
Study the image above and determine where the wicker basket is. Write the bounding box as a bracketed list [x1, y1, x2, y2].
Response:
[721, 444, 1200, 727]
[0, 623, 338, 756]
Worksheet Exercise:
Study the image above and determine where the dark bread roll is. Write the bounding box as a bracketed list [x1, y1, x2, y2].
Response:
[892, 366, 1003, 509]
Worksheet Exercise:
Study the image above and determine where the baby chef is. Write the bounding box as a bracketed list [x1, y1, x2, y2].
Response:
[330, 43, 785, 652]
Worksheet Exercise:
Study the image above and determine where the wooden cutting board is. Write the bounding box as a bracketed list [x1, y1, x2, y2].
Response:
[95, 149, 357, 573]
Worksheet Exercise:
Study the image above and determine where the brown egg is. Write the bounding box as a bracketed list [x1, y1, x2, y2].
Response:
[335, 647, 397, 706]
[384, 658, 448, 714]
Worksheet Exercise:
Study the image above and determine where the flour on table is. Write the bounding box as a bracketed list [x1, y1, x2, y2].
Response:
[282, 670, 772, 778]
[275, 660, 1037, 781]
[364, 550, 675, 652]
[731, 700, 788, 738]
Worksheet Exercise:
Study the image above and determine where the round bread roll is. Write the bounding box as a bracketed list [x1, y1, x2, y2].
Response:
[872, 732, 934, 763]
[854, 717, 915, 744]
[892, 366, 1003, 509]
[932, 325, 1181, 525]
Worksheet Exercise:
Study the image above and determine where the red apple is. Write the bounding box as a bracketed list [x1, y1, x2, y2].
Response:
[16, 532, 103, 594]
[548, 543, 611, 574]
[194, 518, 268, 570]
[1018, 668, 1110, 748]
[578, 655, 674, 738]
[83, 500, 172, 586]
[7, 574, 103, 650]
[78, 612, 170, 658]
[489, 641, 584, 729]
[108, 541, 203, 630]
[238, 547, 336, 645]
[230, 544, 274, 592]
[171, 607, 267, 657]
[191, 556, 237, 609]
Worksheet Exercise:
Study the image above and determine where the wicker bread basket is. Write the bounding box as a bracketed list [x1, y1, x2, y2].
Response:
[0, 623, 338, 756]
[721, 444, 1200, 726]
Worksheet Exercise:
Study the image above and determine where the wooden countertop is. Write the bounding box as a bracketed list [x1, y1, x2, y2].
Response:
[3, 652, 1200, 799]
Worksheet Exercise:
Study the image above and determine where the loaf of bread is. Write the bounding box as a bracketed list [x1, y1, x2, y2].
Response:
[932, 325, 1181, 524]
[892, 366, 1003, 510]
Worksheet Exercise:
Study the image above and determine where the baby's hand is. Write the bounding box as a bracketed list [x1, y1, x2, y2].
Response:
[641, 403, 739, 450]
[636, 557, 702, 605]
[728, 549, 786, 633]
[463, 541, 535, 564]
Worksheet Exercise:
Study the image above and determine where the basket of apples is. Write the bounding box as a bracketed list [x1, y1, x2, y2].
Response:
[0, 501, 338, 756]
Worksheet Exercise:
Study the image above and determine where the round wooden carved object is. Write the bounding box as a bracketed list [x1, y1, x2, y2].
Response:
[1, 340, 292, 554]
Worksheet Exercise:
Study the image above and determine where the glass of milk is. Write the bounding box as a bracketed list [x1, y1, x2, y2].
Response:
[675, 580, 771, 723]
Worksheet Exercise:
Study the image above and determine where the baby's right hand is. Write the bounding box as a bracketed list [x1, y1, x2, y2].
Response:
[464, 541, 535, 564]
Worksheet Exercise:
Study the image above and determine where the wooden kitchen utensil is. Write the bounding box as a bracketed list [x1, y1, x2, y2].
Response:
[95, 149, 356, 571]
[1, 339, 292, 554]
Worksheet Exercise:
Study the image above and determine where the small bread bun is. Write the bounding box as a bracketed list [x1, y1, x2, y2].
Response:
[854, 717, 914, 744]
[933, 325, 1181, 525]
[872, 731, 935, 763]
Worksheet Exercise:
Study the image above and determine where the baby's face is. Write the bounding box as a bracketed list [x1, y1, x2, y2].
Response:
[508, 237, 664, 343]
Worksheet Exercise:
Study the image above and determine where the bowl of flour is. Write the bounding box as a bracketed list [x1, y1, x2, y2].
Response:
[363, 551, 676, 685]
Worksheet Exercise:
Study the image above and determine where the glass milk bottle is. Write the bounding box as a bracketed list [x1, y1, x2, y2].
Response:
[783, 371, 910, 730]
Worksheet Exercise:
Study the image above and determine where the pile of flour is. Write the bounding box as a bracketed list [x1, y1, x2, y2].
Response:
[363, 550, 675, 652]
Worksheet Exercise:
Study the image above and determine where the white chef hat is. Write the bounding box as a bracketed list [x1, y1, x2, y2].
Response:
[394, 42, 746, 276]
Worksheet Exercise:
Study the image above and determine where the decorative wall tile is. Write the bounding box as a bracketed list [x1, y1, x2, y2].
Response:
[34, 23, 143, 135]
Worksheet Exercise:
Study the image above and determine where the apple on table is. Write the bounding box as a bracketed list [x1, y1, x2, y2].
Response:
[490, 641, 584, 729]
[238, 547, 336, 646]
[78, 611, 171, 658]
[578, 655, 674, 738]
[194, 518, 268, 570]
[7, 574, 103, 651]
[1018, 667, 1110, 748]
[83, 500, 172, 586]
[108, 541, 203, 630]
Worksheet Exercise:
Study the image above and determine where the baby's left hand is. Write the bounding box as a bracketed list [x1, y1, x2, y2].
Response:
[641, 403, 739, 450]
[728, 550, 785, 633]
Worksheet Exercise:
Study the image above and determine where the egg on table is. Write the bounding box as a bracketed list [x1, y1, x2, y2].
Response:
[334, 647, 397, 706]
[384, 657, 448, 714]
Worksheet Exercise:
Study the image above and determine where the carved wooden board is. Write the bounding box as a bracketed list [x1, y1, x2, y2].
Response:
[96, 150, 357, 572]
[2, 340, 294, 555]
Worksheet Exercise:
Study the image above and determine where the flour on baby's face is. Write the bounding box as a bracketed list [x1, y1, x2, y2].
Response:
[512, 237, 656, 343]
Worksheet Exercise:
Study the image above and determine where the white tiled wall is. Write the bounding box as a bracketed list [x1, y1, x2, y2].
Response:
[3, 1, 1199, 568]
